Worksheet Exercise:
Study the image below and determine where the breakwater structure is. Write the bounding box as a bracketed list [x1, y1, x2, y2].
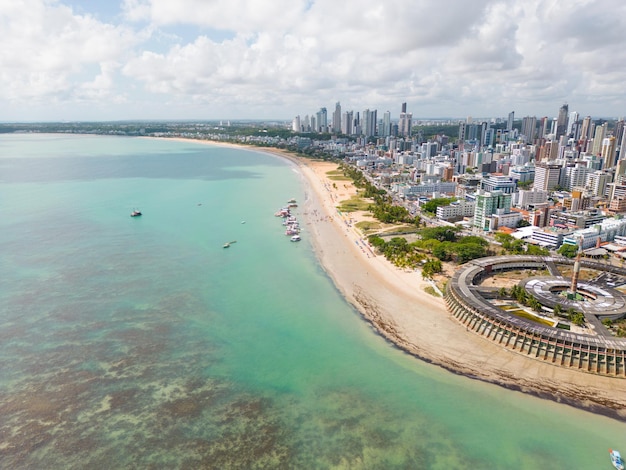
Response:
[445, 255, 626, 377]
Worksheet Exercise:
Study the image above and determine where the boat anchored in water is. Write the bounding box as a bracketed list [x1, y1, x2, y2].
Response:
[223, 240, 237, 248]
[290, 235, 301, 242]
[611, 449, 625, 470]
[130, 209, 142, 217]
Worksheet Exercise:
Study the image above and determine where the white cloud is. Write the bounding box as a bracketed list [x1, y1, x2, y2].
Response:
[2, 0, 626, 120]
[0, 0, 136, 107]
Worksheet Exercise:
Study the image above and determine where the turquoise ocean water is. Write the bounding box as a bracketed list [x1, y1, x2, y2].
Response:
[0, 134, 624, 469]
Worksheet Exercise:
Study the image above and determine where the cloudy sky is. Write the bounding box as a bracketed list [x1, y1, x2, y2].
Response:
[2, 0, 626, 122]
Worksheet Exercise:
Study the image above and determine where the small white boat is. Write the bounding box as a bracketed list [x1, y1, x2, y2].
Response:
[611, 449, 625, 470]
[290, 235, 301, 242]
[130, 209, 142, 217]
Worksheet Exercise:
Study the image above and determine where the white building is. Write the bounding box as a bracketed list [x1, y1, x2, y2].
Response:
[534, 163, 562, 191]
[514, 188, 549, 209]
[436, 200, 475, 221]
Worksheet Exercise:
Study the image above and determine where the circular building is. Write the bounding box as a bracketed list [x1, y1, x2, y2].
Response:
[445, 255, 626, 377]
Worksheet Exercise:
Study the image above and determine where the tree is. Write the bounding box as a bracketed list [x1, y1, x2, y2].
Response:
[526, 244, 549, 256]
[558, 244, 579, 258]
[527, 295, 542, 313]
[553, 303, 563, 316]
[419, 226, 460, 242]
[420, 197, 456, 214]
[422, 258, 443, 279]
[498, 287, 508, 298]
[569, 311, 585, 326]
[516, 219, 531, 228]
[433, 243, 452, 261]
[453, 243, 487, 263]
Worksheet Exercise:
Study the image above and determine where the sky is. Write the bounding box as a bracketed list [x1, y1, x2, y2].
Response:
[2, 0, 626, 122]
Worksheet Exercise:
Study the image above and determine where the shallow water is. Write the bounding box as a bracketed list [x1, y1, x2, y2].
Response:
[0, 134, 624, 469]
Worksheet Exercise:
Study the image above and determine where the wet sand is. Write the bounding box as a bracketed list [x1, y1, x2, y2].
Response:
[162, 138, 626, 420]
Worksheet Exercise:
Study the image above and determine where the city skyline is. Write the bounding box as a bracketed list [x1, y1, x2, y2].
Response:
[3, 0, 626, 122]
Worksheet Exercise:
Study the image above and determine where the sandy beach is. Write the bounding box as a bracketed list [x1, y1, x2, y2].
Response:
[165, 138, 626, 420]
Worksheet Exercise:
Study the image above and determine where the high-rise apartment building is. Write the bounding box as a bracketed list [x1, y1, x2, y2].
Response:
[521, 116, 537, 142]
[315, 108, 327, 133]
[563, 164, 589, 191]
[614, 119, 625, 154]
[601, 136, 617, 169]
[556, 103, 568, 138]
[587, 171, 612, 197]
[292, 115, 301, 132]
[539, 117, 549, 138]
[619, 126, 626, 161]
[579, 116, 592, 143]
[473, 190, 513, 231]
[398, 102, 412, 137]
[458, 121, 466, 146]
[539, 141, 559, 161]
[361, 109, 377, 137]
[591, 122, 608, 155]
[507, 111, 514, 132]
[534, 163, 562, 191]
[567, 111, 579, 136]
[381, 111, 391, 137]
[341, 111, 353, 135]
[332, 102, 341, 133]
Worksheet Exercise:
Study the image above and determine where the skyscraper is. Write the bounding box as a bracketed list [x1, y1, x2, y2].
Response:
[579, 116, 592, 142]
[556, 103, 568, 138]
[567, 111, 579, 136]
[382, 111, 391, 137]
[539, 117, 549, 138]
[521, 116, 537, 142]
[292, 115, 301, 132]
[332, 102, 341, 133]
[601, 136, 617, 169]
[507, 111, 514, 132]
[398, 102, 412, 137]
[361, 109, 377, 137]
[534, 163, 562, 191]
[591, 122, 608, 155]
[316, 107, 328, 133]
[341, 110, 353, 135]
[619, 126, 626, 161]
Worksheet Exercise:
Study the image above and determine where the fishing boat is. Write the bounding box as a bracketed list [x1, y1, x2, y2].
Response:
[130, 209, 142, 217]
[290, 235, 301, 242]
[610, 449, 625, 470]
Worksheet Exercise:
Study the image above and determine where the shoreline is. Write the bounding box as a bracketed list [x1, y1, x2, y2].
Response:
[158, 137, 626, 421]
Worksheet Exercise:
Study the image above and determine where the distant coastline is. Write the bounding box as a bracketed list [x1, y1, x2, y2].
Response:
[155, 136, 626, 421]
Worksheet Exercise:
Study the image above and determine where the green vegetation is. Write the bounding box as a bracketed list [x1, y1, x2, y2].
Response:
[422, 258, 443, 279]
[336, 195, 372, 212]
[494, 233, 549, 256]
[326, 170, 351, 181]
[367, 236, 426, 269]
[516, 180, 533, 189]
[504, 308, 554, 326]
[354, 221, 382, 233]
[368, 225, 491, 271]
[558, 244, 579, 258]
[410, 227, 489, 263]
[568, 309, 585, 326]
[424, 285, 441, 297]
[420, 197, 456, 215]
